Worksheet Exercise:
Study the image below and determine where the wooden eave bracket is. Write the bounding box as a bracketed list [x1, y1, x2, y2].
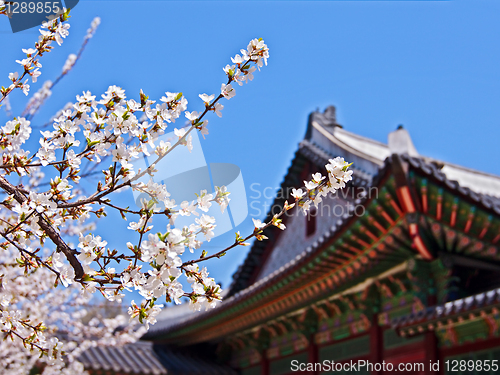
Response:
[391, 154, 433, 260]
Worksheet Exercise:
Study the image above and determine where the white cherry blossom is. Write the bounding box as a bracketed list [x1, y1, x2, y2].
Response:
[0, 23, 354, 373]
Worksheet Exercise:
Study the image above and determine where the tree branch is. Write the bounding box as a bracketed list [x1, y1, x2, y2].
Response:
[0, 175, 84, 279]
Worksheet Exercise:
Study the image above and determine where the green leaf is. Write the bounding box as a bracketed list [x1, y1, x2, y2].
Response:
[342, 162, 353, 171]
[82, 274, 94, 282]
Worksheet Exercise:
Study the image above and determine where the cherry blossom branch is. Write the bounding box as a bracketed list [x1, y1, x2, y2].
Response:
[0, 234, 61, 278]
[182, 161, 352, 268]
[126, 60, 248, 186]
[0, 11, 71, 105]
[22, 17, 100, 120]
[27, 58, 253, 210]
[3, 329, 48, 354]
[0, 36, 344, 333]
[2, 209, 36, 236]
[0, 175, 84, 279]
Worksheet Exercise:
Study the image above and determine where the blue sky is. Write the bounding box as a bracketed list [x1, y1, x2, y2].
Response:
[1, 0, 499, 298]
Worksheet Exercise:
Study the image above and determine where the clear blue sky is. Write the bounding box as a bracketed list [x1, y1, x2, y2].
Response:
[1, 0, 499, 298]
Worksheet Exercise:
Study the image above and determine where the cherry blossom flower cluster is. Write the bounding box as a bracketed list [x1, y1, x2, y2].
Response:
[290, 157, 353, 213]
[0, 11, 72, 104]
[20, 16, 100, 121]
[249, 158, 353, 238]
[62, 54, 77, 74]
[22, 80, 52, 117]
[0, 243, 144, 374]
[0, 10, 352, 373]
[0, 11, 276, 362]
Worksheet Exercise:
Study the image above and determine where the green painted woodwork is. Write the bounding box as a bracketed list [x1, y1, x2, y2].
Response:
[331, 326, 351, 341]
[383, 328, 423, 349]
[255, 326, 272, 351]
[301, 308, 320, 335]
[406, 257, 459, 307]
[453, 320, 491, 346]
[362, 283, 381, 316]
[155, 169, 500, 345]
[381, 302, 413, 323]
[318, 335, 370, 362]
[279, 344, 294, 357]
[413, 174, 500, 247]
[408, 259, 435, 306]
[430, 258, 452, 304]
[162, 256, 411, 342]
[318, 303, 368, 334]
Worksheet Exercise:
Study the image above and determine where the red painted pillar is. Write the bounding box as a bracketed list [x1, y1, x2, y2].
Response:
[370, 314, 383, 375]
[425, 331, 439, 375]
[261, 349, 269, 375]
[308, 333, 319, 375]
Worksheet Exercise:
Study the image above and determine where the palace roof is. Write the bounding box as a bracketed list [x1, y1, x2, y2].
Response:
[142, 106, 500, 346]
[392, 286, 500, 343]
[229, 106, 500, 296]
[79, 341, 237, 375]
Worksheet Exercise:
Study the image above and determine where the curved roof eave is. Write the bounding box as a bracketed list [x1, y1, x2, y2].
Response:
[143, 154, 500, 343]
[310, 121, 389, 166]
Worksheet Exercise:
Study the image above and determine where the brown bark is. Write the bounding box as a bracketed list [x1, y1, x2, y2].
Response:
[0, 175, 84, 279]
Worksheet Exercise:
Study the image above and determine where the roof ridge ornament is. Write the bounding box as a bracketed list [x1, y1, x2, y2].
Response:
[306, 106, 342, 139]
[388, 126, 419, 157]
[315, 105, 342, 128]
